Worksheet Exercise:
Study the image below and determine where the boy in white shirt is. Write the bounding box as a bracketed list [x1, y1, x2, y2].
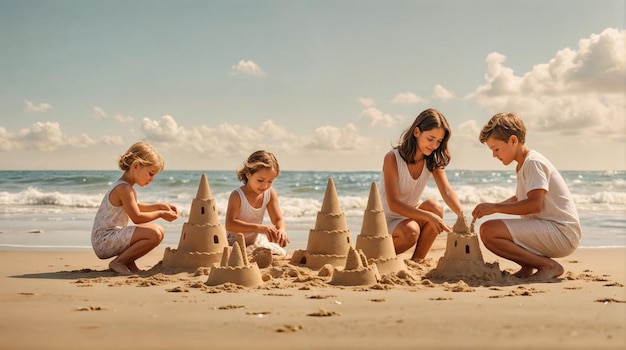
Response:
[472, 113, 581, 280]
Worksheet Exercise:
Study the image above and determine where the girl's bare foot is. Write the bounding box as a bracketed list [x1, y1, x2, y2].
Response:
[109, 260, 132, 275]
[513, 266, 534, 278]
[530, 262, 564, 281]
[127, 261, 142, 273]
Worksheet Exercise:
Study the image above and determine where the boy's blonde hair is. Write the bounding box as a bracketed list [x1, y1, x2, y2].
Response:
[479, 112, 526, 144]
[118, 142, 164, 172]
[237, 150, 280, 184]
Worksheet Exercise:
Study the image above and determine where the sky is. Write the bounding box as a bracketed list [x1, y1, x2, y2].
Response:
[0, 0, 624, 172]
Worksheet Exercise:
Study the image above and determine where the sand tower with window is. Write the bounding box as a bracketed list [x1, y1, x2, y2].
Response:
[290, 177, 353, 270]
[355, 182, 406, 275]
[426, 215, 501, 281]
[161, 174, 228, 270]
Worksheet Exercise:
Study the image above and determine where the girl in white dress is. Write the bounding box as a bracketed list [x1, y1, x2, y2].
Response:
[91, 142, 178, 274]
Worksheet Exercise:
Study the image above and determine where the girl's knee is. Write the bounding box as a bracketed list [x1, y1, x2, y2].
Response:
[154, 226, 165, 242]
[421, 199, 443, 217]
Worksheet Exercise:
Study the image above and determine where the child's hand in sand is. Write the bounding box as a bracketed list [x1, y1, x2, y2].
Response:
[276, 228, 290, 247]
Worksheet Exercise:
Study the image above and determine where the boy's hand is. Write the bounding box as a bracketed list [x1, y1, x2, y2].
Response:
[472, 203, 496, 219]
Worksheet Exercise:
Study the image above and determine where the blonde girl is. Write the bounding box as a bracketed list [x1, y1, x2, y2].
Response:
[91, 142, 178, 274]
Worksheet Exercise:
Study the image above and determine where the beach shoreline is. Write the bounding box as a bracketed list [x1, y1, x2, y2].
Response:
[1, 236, 624, 350]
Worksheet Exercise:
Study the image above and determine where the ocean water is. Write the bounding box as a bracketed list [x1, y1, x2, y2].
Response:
[0, 170, 624, 251]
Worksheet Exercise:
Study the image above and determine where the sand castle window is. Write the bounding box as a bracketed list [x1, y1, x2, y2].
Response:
[213, 235, 219, 244]
[465, 245, 470, 254]
[454, 240, 458, 247]
[201, 207, 205, 215]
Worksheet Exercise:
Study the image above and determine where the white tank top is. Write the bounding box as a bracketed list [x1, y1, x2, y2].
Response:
[226, 187, 270, 240]
[379, 149, 431, 220]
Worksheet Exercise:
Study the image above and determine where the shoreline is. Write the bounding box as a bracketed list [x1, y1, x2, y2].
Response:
[1, 237, 625, 350]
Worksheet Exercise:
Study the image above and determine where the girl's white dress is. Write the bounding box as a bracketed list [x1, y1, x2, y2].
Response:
[91, 180, 135, 259]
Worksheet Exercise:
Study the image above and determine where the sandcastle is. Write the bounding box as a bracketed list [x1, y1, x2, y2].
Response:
[290, 178, 353, 270]
[426, 216, 502, 281]
[161, 174, 228, 270]
[355, 182, 406, 275]
[206, 233, 263, 287]
[329, 246, 380, 286]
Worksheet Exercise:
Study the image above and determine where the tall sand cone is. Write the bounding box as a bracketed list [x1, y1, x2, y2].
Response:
[290, 177, 353, 270]
[206, 240, 264, 287]
[329, 246, 379, 286]
[320, 177, 341, 216]
[355, 182, 406, 275]
[161, 174, 228, 270]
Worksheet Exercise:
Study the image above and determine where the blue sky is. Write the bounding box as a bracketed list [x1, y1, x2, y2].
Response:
[1, 0, 624, 171]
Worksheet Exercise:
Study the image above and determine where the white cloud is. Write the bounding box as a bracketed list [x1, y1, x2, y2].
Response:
[470, 27, 625, 137]
[433, 84, 455, 100]
[141, 115, 186, 142]
[454, 119, 482, 146]
[24, 100, 52, 112]
[114, 115, 134, 123]
[358, 97, 375, 107]
[230, 59, 267, 77]
[93, 107, 107, 119]
[0, 122, 95, 151]
[100, 135, 124, 146]
[139, 116, 301, 157]
[391, 92, 428, 105]
[360, 107, 402, 128]
[307, 124, 371, 151]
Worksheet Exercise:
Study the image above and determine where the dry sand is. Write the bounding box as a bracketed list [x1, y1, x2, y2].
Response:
[1, 237, 625, 350]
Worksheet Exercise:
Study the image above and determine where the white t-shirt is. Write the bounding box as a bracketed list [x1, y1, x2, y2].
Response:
[516, 150, 582, 242]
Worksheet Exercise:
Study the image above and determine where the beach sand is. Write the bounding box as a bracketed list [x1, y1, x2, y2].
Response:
[1, 237, 625, 350]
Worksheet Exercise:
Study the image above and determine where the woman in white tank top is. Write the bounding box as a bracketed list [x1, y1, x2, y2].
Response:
[379, 109, 465, 261]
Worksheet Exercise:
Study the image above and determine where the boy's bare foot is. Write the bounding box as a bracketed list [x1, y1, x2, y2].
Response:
[530, 262, 564, 281]
[109, 260, 133, 275]
[127, 261, 143, 273]
[513, 266, 534, 278]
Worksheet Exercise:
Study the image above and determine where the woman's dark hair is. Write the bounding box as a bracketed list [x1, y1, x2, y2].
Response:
[395, 108, 451, 171]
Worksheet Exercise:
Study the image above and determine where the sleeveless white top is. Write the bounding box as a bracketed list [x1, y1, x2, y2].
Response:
[379, 149, 431, 221]
[227, 187, 270, 244]
[92, 180, 131, 236]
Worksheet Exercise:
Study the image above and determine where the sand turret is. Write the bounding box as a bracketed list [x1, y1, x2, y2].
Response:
[355, 182, 406, 275]
[329, 246, 379, 286]
[206, 234, 263, 288]
[290, 177, 353, 270]
[426, 215, 501, 281]
[161, 174, 228, 270]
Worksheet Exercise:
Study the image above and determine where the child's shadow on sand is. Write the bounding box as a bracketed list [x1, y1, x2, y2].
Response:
[10, 267, 168, 280]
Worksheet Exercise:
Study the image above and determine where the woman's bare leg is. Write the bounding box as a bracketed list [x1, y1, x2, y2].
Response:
[411, 199, 444, 261]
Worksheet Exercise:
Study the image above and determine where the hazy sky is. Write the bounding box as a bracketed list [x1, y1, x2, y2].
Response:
[1, 0, 624, 171]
